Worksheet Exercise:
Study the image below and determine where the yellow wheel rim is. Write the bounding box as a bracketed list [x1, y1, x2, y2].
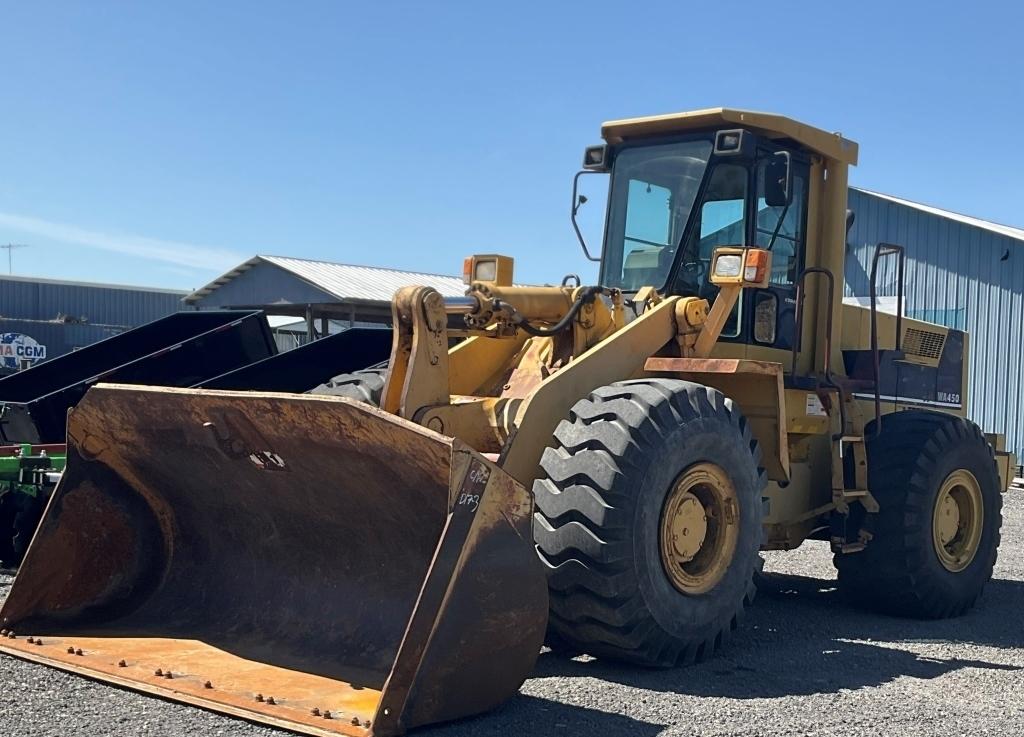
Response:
[931, 469, 984, 573]
[659, 462, 739, 595]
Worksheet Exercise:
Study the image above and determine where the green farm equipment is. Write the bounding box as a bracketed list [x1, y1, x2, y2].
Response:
[0, 444, 65, 566]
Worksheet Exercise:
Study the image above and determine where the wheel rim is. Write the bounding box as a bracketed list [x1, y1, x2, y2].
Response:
[659, 462, 739, 595]
[931, 469, 984, 573]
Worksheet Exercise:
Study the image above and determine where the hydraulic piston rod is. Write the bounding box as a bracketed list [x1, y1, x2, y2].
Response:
[443, 296, 482, 314]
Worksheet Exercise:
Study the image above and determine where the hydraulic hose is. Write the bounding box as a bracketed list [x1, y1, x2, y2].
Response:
[492, 286, 606, 337]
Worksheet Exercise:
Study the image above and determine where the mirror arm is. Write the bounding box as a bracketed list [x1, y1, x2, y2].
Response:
[571, 170, 602, 262]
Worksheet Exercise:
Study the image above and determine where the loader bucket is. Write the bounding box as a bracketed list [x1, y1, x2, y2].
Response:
[0, 384, 547, 737]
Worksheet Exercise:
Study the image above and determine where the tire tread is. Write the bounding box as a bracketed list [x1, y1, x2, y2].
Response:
[835, 410, 1001, 618]
[534, 378, 765, 666]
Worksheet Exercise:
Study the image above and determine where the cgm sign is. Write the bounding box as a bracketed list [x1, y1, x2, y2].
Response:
[0, 333, 47, 370]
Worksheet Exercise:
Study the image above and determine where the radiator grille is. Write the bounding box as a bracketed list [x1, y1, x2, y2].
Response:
[903, 327, 946, 359]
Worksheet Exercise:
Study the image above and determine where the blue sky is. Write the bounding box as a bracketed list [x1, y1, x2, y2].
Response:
[1, 2, 1021, 291]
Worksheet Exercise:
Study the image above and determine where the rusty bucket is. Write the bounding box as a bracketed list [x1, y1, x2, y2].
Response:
[0, 384, 547, 737]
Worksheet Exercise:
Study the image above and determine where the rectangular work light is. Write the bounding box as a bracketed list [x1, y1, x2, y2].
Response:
[463, 254, 514, 286]
[710, 247, 772, 288]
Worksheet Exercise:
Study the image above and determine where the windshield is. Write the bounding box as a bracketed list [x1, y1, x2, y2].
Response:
[600, 139, 713, 291]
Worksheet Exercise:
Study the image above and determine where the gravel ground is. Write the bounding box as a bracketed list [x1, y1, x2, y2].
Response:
[2, 492, 1023, 737]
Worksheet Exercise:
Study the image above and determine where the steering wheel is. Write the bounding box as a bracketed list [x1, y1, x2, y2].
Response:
[681, 260, 707, 281]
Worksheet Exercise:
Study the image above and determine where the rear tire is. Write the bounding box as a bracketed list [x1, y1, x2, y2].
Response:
[11, 493, 46, 565]
[0, 492, 15, 566]
[309, 367, 386, 405]
[0, 488, 47, 567]
[533, 378, 766, 666]
[835, 411, 1001, 618]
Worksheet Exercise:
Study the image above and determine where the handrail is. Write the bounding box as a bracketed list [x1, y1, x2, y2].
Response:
[791, 267, 845, 439]
[791, 267, 836, 384]
[868, 242, 906, 435]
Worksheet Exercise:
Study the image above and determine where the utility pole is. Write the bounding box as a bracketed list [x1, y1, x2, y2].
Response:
[0, 244, 29, 274]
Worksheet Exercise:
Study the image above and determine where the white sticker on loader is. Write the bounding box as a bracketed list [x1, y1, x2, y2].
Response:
[805, 393, 827, 417]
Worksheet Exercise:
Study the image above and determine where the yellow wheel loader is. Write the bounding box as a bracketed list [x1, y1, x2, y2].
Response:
[0, 108, 1016, 736]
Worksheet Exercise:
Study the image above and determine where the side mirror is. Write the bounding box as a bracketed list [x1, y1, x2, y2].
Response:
[764, 151, 792, 207]
[571, 170, 604, 263]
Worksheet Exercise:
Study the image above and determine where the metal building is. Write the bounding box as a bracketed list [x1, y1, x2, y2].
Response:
[0, 275, 186, 374]
[845, 187, 1024, 456]
[184, 255, 466, 342]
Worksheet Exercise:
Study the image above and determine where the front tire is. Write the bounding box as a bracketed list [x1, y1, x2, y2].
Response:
[309, 366, 386, 405]
[835, 411, 1001, 618]
[533, 378, 766, 666]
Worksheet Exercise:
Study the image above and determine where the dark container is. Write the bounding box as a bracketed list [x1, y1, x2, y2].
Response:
[197, 327, 392, 393]
[0, 311, 276, 443]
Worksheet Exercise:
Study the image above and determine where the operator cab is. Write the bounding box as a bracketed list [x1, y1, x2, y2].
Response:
[571, 108, 860, 357]
[583, 128, 808, 352]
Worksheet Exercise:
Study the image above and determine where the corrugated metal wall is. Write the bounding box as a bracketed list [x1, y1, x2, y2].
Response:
[845, 188, 1024, 457]
[0, 276, 186, 370]
[0, 276, 186, 327]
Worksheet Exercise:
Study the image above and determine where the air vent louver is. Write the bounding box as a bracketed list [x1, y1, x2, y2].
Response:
[903, 327, 945, 360]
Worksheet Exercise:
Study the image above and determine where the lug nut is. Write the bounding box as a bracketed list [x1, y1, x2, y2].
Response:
[351, 717, 360, 726]
[204, 681, 213, 689]
[27, 637, 34, 644]
[0, 629, 7, 636]
[311, 707, 320, 716]
[163, 671, 173, 679]
[363, 720, 371, 727]
[266, 696, 276, 705]
[255, 694, 264, 702]
[6, 632, 15, 639]
[322, 710, 332, 720]
[35, 639, 44, 646]
[75, 648, 83, 656]
[118, 660, 127, 668]
[154, 669, 163, 676]
[67, 647, 76, 654]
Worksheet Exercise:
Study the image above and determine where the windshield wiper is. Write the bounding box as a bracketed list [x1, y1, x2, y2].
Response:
[625, 236, 672, 249]
[765, 202, 791, 252]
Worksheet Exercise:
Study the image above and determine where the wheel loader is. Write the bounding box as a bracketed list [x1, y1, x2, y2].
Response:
[0, 108, 1016, 736]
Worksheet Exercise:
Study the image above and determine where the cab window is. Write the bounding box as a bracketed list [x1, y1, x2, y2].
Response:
[672, 162, 748, 337]
[601, 139, 714, 292]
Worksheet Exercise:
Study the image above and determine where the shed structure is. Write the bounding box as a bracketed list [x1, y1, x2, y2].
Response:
[184, 255, 466, 341]
[845, 187, 1024, 457]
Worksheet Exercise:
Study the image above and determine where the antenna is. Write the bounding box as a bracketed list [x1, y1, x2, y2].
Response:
[0, 243, 29, 274]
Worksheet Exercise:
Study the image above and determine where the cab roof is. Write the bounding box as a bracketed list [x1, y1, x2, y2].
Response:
[601, 107, 858, 165]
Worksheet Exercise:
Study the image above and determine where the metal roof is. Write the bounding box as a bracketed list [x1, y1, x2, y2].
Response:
[601, 107, 859, 165]
[184, 255, 467, 305]
[852, 188, 1024, 244]
[0, 272, 188, 295]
